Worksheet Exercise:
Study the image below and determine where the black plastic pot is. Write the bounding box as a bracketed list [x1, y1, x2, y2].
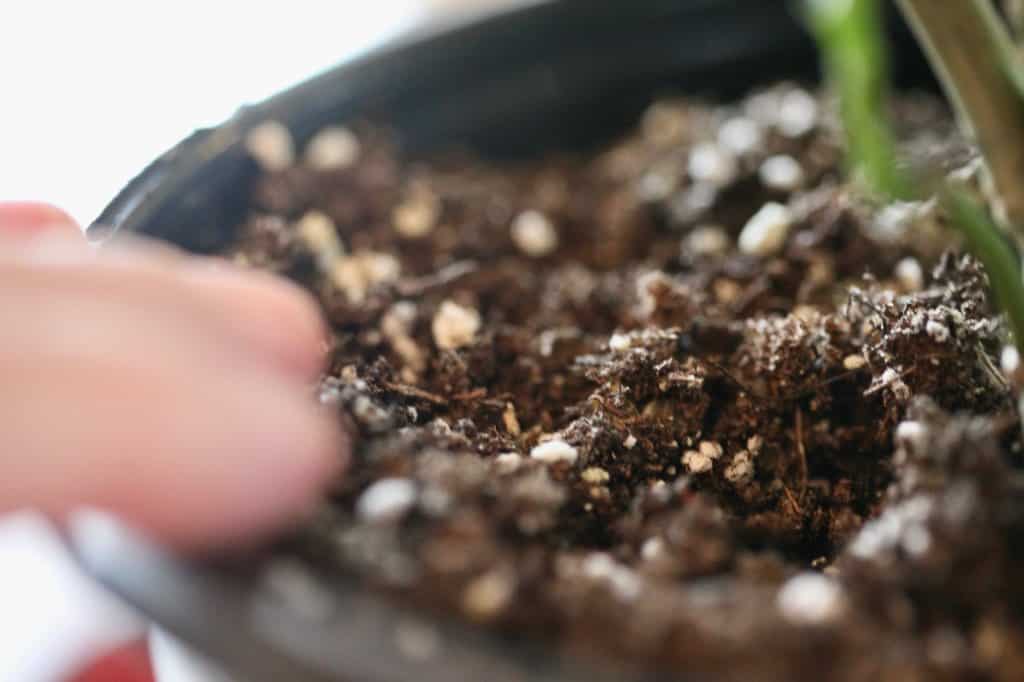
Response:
[76, 1, 932, 681]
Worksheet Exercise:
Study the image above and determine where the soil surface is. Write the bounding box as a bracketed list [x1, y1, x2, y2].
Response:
[231, 84, 1024, 681]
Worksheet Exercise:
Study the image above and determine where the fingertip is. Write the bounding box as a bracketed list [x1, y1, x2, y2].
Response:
[146, 393, 348, 553]
[186, 263, 330, 380]
[0, 202, 81, 237]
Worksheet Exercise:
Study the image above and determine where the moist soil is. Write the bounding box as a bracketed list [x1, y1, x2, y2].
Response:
[230, 84, 1024, 681]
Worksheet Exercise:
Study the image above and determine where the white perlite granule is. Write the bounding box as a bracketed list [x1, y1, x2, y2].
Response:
[245, 120, 295, 172]
[530, 439, 578, 465]
[330, 251, 401, 304]
[724, 450, 754, 485]
[502, 403, 521, 436]
[640, 536, 666, 561]
[843, 354, 867, 370]
[684, 225, 731, 257]
[718, 116, 763, 156]
[683, 449, 713, 474]
[581, 553, 642, 601]
[848, 495, 935, 559]
[759, 155, 805, 192]
[894, 257, 924, 292]
[1002, 345, 1020, 374]
[511, 210, 559, 257]
[494, 452, 524, 474]
[683, 441, 723, 474]
[738, 202, 793, 256]
[608, 333, 632, 351]
[699, 441, 724, 459]
[432, 300, 481, 350]
[776, 573, 846, 625]
[895, 420, 928, 454]
[304, 126, 360, 170]
[925, 319, 950, 343]
[296, 210, 344, 269]
[688, 142, 738, 187]
[393, 186, 441, 239]
[777, 89, 819, 138]
[356, 478, 417, 523]
[462, 570, 516, 620]
[581, 467, 610, 484]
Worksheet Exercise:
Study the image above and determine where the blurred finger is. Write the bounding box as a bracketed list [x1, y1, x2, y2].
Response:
[0, 328, 346, 550]
[3, 248, 328, 381]
[183, 262, 329, 380]
[0, 201, 81, 238]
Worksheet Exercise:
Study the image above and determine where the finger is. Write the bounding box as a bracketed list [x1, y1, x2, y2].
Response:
[2, 355, 347, 550]
[0, 201, 81, 238]
[0, 260, 345, 549]
[3, 247, 329, 381]
[182, 262, 329, 381]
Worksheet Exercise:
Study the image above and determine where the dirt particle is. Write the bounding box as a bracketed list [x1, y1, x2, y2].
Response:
[641, 101, 687, 146]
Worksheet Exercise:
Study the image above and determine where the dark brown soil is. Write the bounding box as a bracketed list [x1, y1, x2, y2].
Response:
[232, 84, 1024, 681]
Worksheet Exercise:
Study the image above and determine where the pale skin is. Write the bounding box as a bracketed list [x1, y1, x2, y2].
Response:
[0, 202, 346, 551]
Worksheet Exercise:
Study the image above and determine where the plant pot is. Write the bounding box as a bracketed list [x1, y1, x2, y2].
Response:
[74, 2, 933, 681]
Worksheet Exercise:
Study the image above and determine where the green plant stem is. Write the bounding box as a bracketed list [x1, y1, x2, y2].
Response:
[808, 0, 911, 199]
[946, 190, 1024, 346]
[897, 0, 1024, 237]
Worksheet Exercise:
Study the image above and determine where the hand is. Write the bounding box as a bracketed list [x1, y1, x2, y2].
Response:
[0, 203, 346, 551]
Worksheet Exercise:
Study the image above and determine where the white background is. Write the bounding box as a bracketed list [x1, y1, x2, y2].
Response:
[0, 1, 519, 680]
